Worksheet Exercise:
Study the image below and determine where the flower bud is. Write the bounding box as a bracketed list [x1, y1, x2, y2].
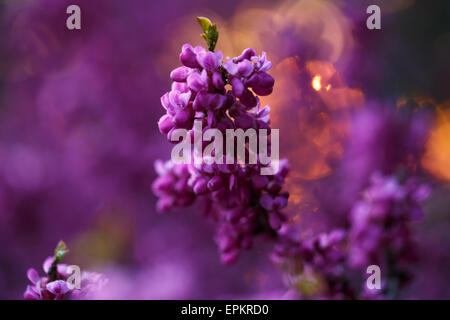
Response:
[268, 212, 282, 230]
[158, 114, 174, 135]
[170, 66, 191, 82]
[180, 44, 200, 68]
[196, 51, 222, 71]
[273, 195, 288, 210]
[187, 70, 208, 92]
[235, 48, 256, 62]
[193, 178, 208, 195]
[174, 108, 194, 129]
[237, 60, 253, 77]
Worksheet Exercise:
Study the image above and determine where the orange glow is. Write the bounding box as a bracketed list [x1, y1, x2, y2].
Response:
[422, 101, 450, 181]
[312, 75, 322, 91]
[263, 57, 363, 183]
[307, 61, 336, 82]
[312, 76, 332, 92]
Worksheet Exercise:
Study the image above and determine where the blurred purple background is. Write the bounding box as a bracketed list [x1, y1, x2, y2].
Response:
[1, 0, 449, 299]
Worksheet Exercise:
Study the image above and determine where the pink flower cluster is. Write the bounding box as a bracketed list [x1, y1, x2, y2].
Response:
[153, 42, 290, 264]
[24, 242, 107, 300]
[348, 173, 431, 269]
[158, 45, 274, 138]
[271, 173, 430, 299]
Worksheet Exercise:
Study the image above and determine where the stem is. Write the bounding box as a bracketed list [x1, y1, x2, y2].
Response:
[48, 240, 69, 281]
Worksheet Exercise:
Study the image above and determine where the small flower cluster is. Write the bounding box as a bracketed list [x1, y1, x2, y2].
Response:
[158, 45, 274, 138]
[348, 172, 430, 269]
[152, 160, 195, 212]
[153, 18, 289, 264]
[152, 159, 290, 265]
[272, 227, 352, 299]
[271, 172, 430, 299]
[24, 241, 107, 300]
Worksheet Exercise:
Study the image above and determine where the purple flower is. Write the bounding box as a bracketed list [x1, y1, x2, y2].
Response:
[158, 114, 175, 135]
[158, 40, 276, 141]
[24, 241, 107, 300]
[193, 91, 227, 111]
[151, 160, 195, 212]
[153, 42, 290, 262]
[272, 226, 352, 299]
[170, 66, 192, 82]
[187, 69, 209, 92]
[348, 173, 430, 282]
[196, 50, 223, 71]
[179, 44, 200, 68]
[234, 48, 256, 63]
[46, 280, 70, 298]
[251, 52, 272, 72]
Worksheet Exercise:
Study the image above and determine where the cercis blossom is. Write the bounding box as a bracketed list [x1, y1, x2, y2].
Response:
[153, 18, 288, 264]
[158, 45, 275, 137]
[348, 173, 431, 270]
[271, 173, 430, 299]
[24, 241, 107, 300]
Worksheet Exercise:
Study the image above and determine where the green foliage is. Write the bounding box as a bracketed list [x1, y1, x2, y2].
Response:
[196, 17, 219, 51]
